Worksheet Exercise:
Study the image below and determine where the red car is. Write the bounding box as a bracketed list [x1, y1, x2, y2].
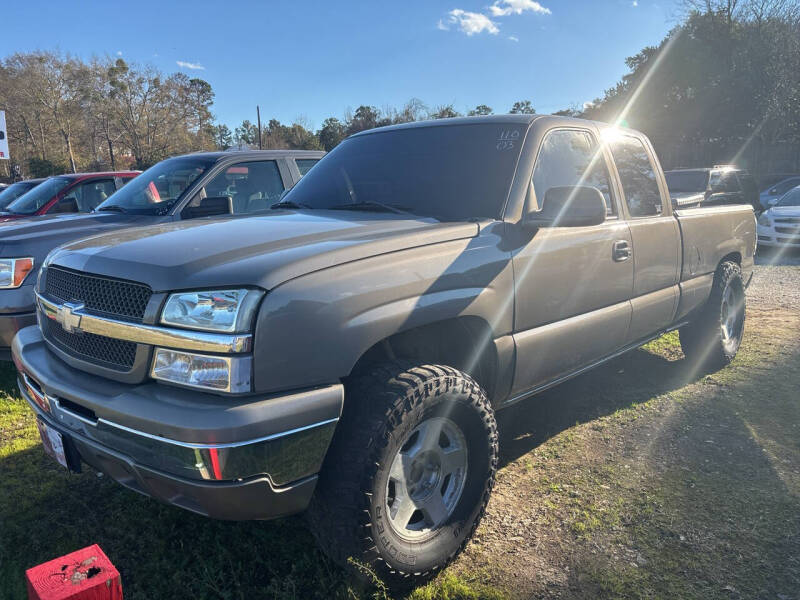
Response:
[0, 171, 140, 222]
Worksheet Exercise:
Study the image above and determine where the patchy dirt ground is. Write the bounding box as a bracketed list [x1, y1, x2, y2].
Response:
[447, 265, 800, 599]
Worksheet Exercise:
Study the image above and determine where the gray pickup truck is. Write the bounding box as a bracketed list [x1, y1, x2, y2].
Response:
[14, 115, 756, 582]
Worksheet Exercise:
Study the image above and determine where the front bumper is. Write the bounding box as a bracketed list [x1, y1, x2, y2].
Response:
[13, 325, 343, 520]
[0, 283, 37, 359]
[758, 224, 800, 248]
[0, 311, 36, 359]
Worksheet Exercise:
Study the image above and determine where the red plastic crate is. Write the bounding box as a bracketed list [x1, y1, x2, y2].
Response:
[25, 544, 122, 600]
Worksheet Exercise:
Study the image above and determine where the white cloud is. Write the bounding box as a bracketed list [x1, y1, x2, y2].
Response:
[489, 0, 551, 16]
[437, 19, 449, 30]
[446, 9, 500, 35]
[632, 0, 638, 5]
[176, 60, 205, 70]
[508, 35, 519, 41]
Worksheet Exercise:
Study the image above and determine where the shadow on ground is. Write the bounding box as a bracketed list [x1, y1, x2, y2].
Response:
[496, 337, 695, 468]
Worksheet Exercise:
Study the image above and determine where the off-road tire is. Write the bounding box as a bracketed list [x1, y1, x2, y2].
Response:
[306, 361, 498, 585]
[680, 261, 746, 369]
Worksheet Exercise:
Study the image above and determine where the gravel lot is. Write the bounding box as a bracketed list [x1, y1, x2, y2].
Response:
[749, 249, 800, 310]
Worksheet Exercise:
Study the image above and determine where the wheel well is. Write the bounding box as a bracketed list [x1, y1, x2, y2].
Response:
[719, 252, 742, 268]
[349, 317, 499, 400]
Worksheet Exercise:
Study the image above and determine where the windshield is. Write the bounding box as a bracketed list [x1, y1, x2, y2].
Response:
[97, 156, 215, 215]
[283, 123, 523, 220]
[665, 171, 708, 193]
[6, 177, 72, 214]
[777, 187, 800, 207]
[0, 181, 41, 209]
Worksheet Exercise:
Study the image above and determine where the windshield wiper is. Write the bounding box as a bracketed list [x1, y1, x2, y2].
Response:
[269, 200, 313, 210]
[97, 205, 128, 213]
[328, 201, 414, 215]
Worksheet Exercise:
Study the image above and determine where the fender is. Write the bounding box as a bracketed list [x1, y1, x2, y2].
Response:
[252, 223, 514, 394]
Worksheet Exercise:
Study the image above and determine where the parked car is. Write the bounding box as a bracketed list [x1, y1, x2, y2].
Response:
[0, 178, 45, 210]
[757, 185, 800, 249]
[13, 115, 755, 583]
[665, 166, 760, 212]
[0, 150, 323, 358]
[759, 175, 800, 210]
[0, 172, 140, 222]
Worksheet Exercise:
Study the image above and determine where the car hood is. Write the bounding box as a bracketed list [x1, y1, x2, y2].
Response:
[766, 206, 800, 218]
[47, 211, 480, 291]
[0, 212, 157, 262]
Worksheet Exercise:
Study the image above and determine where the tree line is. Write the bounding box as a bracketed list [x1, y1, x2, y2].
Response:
[1, 0, 798, 179]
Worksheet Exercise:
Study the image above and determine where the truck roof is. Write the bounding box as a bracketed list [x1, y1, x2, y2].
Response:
[183, 149, 327, 161]
[350, 114, 632, 138]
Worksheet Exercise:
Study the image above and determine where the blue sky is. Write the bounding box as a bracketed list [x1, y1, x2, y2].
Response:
[3, 0, 681, 130]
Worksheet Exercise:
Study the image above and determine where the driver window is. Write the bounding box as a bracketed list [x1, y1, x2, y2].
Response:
[203, 161, 285, 214]
[532, 129, 615, 216]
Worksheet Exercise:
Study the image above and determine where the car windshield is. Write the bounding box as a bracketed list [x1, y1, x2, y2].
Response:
[283, 123, 524, 220]
[777, 187, 800, 207]
[0, 181, 41, 209]
[665, 171, 708, 193]
[97, 157, 215, 215]
[6, 177, 72, 214]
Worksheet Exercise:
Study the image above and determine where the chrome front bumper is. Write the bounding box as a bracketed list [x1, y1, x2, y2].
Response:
[13, 325, 343, 518]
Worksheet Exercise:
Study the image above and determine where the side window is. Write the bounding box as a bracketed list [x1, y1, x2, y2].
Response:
[608, 136, 663, 217]
[114, 176, 134, 189]
[296, 159, 319, 176]
[532, 129, 615, 216]
[203, 161, 285, 214]
[71, 179, 116, 212]
[709, 171, 740, 193]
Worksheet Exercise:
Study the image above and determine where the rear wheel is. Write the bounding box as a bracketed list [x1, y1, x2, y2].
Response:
[307, 362, 498, 584]
[680, 261, 745, 369]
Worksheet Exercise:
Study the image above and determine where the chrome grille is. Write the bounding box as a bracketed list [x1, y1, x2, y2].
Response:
[44, 266, 151, 321]
[42, 317, 137, 371]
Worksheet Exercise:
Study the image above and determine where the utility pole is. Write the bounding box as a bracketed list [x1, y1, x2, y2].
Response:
[256, 105, 262, 150]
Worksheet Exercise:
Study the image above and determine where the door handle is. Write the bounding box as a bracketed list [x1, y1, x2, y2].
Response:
[612, 240, 631, 262]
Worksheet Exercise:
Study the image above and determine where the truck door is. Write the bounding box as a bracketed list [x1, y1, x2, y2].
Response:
[605, 133, 680, 343]
[509, 127, 634, 398]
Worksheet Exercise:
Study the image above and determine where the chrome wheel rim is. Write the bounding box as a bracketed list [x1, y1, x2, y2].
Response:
[384, 416, 468, 541]
[720, 283, 743, 345]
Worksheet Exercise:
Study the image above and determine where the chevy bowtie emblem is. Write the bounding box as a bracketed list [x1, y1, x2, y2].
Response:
[55, 302, 84, 334]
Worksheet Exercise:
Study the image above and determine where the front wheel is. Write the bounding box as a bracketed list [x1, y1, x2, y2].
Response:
[307, 362, 498, 584]
[680, 261, 746, 369]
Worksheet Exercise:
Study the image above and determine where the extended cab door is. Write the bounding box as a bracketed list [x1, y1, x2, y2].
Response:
[605, 132, 680, 343]
[508, 127, 634, 398]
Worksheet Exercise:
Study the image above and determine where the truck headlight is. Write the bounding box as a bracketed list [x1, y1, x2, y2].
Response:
[0, 258, 34, 289]
[151, 348, 252, 393]
[757, 213, 771, 227]
[161, 289, 263, 333]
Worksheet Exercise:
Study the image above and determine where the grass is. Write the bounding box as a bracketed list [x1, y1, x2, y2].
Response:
[1, 307, 799, 598]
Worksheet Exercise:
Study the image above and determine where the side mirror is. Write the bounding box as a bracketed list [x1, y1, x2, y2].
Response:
[524, 186, 607, 228]
[182, 195, 233, 219]
[52, 196, 79, 214]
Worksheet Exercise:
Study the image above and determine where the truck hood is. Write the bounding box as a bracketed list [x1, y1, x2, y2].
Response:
[47, 211, 480, 291]
[766, 206, 800, 218]
[0, 212, 156, 261]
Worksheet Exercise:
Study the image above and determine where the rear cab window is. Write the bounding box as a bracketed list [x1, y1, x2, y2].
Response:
[607, 135, 664, 217]
[296, 159, 319, 176]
